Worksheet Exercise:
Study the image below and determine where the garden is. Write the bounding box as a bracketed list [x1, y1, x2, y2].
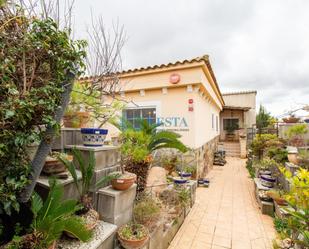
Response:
[246, 121, 309, 249]
[0, 1, 199, 248]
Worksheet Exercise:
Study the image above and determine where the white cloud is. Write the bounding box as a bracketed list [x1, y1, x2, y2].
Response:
[73, 0, 309, 116]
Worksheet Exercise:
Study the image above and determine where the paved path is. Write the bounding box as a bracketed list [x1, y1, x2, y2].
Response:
[168, 157, 277, 249]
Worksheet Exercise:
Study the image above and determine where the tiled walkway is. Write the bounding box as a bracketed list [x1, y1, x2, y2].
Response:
[168, 157, 277, 249]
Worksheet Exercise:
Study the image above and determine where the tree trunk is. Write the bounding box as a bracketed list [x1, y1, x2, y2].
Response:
[18, 73, 75, 203]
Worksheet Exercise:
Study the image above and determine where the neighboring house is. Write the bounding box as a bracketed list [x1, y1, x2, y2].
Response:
[220, 91, 257, 141]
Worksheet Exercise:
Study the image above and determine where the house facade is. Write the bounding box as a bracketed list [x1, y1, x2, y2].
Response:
[82, 55, 256, 176]
[117, 55, 224, 176]
[220, 91, 257, 141]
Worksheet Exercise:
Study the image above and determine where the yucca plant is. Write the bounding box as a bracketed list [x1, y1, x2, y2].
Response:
[59, 148, 119, 212]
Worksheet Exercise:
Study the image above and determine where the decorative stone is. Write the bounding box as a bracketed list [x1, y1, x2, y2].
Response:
[146, 166, 167, 194]
[65, 145, 120, 170]
[35, 171, 82, 200]
[97, 184, 137, 227]
[57, 221, 117, 249]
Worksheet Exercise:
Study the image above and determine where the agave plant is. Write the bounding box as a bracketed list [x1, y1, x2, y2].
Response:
[59, 148, 119, 212]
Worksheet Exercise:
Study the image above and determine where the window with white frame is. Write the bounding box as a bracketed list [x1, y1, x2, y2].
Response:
[123, 108, 156, 129]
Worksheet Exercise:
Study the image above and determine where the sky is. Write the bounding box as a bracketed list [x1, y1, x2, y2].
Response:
[71, 0, 309, 117]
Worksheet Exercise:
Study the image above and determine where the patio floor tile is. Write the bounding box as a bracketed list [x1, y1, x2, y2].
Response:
[168, 157, 277, 249]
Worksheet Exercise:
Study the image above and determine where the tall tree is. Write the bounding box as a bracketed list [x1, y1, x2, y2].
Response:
[256, 105, 272, 130]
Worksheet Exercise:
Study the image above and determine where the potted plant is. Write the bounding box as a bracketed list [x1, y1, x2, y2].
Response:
[225, 122, 238, 141]
[133, 194, 161, 231]
[118, 223, 149, 249]
[64, 82, 124, 146]
[282, 115, 300, 124]
[59, 148, 118, 235]
[3, 179, 91, 249]
[119, 120, 188, 192]
[42, 152, 73, 175]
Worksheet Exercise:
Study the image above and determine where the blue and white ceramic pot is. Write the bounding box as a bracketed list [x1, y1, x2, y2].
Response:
[179, 172, 192, 180]
[260, 174, 276, 188]
[173, 177, 188, 185]
[81, 128, 108, 147]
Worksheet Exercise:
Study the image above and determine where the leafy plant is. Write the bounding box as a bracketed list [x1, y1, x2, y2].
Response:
[5, 179, 91, 248]
[274, 217, 291, 239]
[251, 134, 283, 160]
[0, 4, 86, 215]
[133, 195, 161, 228]
[120, 120, 188, 192]
[285, 124, 308, 147]
[279, 167, 309, 247]
[59, 148, 119, 212]
[256, 105, 272, 130]
[118, 223, 148, 241]
[65, 82, 124, 128]
[176, 187, 190, 208]
[246, 160, 255, 178]
[267, 147, 288, 163]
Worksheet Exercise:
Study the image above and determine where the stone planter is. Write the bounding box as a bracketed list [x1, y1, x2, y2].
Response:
[97, 184, 137, 227]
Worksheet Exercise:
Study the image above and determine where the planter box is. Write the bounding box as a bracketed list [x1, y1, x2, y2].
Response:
[97, 184, 137, 227]
[66, 145, 120, 170]
[254, 178, 274, 216]
[35, 171, 82, 200]
[57, 221, 117, 249]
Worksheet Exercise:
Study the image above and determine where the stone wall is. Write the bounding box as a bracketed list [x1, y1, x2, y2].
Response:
[195, 135, 220, 177]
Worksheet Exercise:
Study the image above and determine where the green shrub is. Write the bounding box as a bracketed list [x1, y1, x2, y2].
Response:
[0, 6, 86, 215]
[267, 147, 288, 163]
[251, 134, 283, 159]
[246, 160, 255, 178]
[133, 196, 161, 228]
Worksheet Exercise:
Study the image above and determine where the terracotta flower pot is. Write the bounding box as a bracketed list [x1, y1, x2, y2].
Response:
[63, 111, 90, 128]
[43, 156, 67, 174]
[288, 153, 299, 165]
[118, 224, 149, 249]
[111, 172, 136, 191]
[48, 241, 57, 249]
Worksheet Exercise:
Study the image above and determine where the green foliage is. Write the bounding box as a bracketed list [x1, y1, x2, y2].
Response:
[118, 223, 148, 240]
[58, 148, 119, 210]
[0, 6, 86, 215]
[279, 167, 309, 247]
[246, 160, 255, 178]
[120, 129, 151, 163]
[251, 134, 282, 159]
[285, 124, 308, 146]
[267, 147, 288, 163]
[133, 195, 160, 227]
[120, 120, 188, 164]
[274, 217, 291, 239]
[176, 187, 190, 208]
[66, 82, 124, 127]
[6, 180, 91, 248]
[256, 105, 272, 129]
